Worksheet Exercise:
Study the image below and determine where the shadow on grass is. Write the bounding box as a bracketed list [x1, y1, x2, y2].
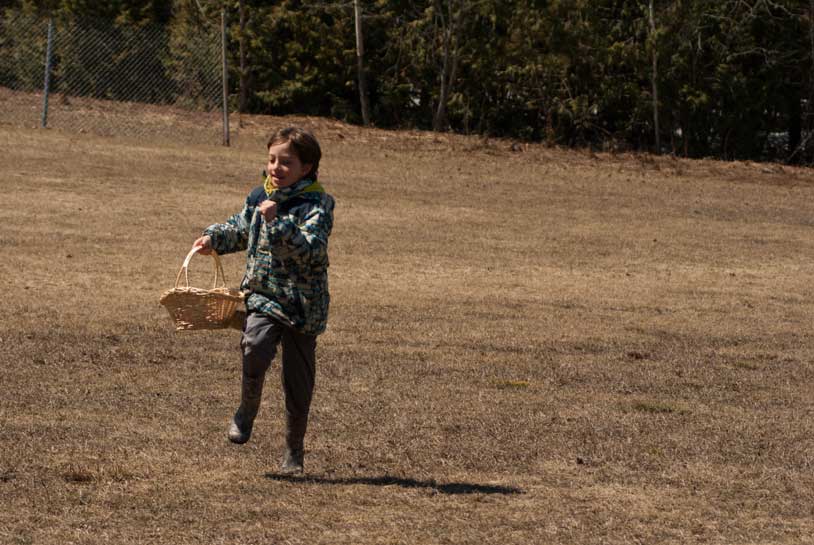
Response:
[265, 473, 522, 495]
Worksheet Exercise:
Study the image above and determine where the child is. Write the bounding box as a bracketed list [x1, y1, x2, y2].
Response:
[192, 127, 335, 475]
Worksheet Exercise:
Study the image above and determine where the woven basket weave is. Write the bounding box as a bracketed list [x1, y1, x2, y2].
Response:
[160, 247, 244, 331]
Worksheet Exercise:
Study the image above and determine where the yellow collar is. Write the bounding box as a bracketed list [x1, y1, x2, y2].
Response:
[264, 175, 324, 197]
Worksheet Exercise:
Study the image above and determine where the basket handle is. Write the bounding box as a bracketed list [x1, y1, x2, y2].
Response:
[174, 246, 227, 289]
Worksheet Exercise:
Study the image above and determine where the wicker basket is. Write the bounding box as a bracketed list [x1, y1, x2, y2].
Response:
[160, 247, 244, 331]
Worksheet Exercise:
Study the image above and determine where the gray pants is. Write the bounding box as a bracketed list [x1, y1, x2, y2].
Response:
[239, 312, 317, 451]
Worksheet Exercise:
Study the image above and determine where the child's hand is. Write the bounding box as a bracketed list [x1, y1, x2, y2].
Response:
[259, 200, 278, 222]
[192, 235, 213, 255]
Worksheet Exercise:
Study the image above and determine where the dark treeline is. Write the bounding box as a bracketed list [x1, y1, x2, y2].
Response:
[6, 0, 814, 163]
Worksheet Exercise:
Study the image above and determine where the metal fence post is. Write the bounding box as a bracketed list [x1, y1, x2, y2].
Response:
[221, 8, 230, 147]
[41, 17, 54, 128]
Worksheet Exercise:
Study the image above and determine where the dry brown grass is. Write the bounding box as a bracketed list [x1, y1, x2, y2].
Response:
[1, 97, 814, 544]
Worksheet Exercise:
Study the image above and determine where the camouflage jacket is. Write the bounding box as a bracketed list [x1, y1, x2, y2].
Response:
[203, 178, 335, 335]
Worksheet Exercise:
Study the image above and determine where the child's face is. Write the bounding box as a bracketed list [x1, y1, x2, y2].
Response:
[267, 141, 313, 188]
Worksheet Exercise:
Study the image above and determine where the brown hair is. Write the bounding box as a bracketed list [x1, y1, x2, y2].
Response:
[267, 127, 322, 181]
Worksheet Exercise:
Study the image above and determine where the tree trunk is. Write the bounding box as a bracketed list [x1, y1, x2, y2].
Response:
[788, 0, 814, 163]
[649, 0, 661, 154]
[433, 0, 460, 132]
[433, 38, 450, 131]
[787, 86, 802, 162]
[238, 0, 248, 119]
[221, 8, 230, 146]
[354, 0, 371, 126]
[810, 0, 814, 129]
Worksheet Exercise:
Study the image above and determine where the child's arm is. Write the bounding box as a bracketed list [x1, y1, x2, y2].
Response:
[265, 197, 334, 267]
[202, 196, 255, 255]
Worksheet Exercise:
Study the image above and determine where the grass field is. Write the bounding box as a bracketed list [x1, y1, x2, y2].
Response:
[2, 102, 814, 544]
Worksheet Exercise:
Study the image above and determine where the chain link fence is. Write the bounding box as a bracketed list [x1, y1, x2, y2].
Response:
[0, 11, 226, 145]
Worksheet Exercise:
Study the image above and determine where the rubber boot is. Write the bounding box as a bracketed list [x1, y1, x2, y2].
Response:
[280, 414, 308, 474]
[280, 448, 304, 474]
[228, 375, 264, 444]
